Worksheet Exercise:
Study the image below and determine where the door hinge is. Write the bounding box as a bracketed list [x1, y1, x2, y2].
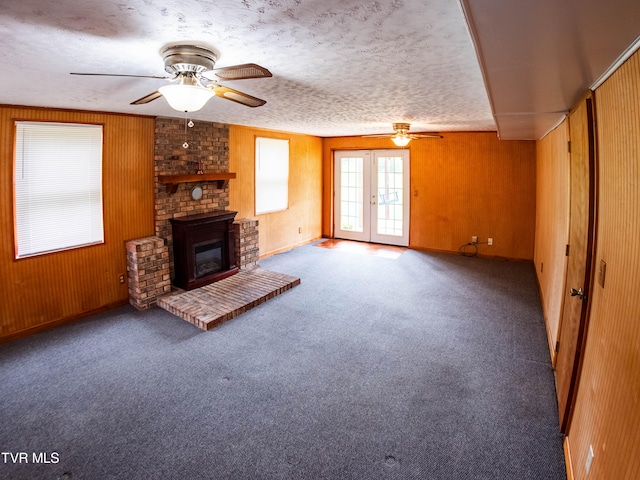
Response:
[565, 244, 570, 256]
[567, 141, 571, 153]
[555, 341, 560, 353]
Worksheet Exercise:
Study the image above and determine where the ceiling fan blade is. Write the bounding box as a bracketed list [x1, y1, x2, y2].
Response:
[411, 133, 444, 139]
[205, 63, 272, 81]
[362, 123, 442, 140]
[71, 72, 170, 79]
[212, 86, 266, 107]
[361, 133, 443, 140]
[131, 90, 163, 105]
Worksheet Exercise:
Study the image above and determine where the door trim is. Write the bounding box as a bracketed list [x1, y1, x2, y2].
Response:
[333, 150, 371, 242]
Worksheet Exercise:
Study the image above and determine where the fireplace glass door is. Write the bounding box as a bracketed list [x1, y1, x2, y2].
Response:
[194, 240, 223, 278]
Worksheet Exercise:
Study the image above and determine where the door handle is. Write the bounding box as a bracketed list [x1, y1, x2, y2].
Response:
[570, 287, 587, 301]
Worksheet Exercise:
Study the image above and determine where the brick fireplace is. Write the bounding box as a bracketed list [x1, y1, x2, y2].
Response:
[126, 117, 259, 309]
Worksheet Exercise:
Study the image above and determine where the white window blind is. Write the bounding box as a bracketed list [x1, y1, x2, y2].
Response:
[14, 122, 104, 258]
[255, 137, 289, 214]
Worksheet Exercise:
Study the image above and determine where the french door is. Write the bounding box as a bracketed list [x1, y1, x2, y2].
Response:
[334, 149, 409, 246]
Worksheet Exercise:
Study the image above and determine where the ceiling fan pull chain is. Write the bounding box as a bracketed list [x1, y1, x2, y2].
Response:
[182, 114, 190, 149]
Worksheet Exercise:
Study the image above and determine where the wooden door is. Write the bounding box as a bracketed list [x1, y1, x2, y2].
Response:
[555, 96, 597, 433]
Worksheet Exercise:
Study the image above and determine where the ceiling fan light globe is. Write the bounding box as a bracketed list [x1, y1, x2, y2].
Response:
[392, 135, 411, 147]
[158, 84, 215, 112]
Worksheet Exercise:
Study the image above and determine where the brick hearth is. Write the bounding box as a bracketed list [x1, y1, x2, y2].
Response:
[157, 269, 300, 330]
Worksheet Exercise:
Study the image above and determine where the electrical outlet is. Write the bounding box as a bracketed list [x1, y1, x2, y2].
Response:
[471, 235, 478, 243]
[119, 274, 125, 284]
[585, 445, 594, 474]
[488, 237, 493, 246]
[298, 227, 302, 234]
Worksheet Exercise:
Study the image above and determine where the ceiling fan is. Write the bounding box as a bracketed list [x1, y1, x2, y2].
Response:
[363, 123, 443, 146]
[71, 44, 271, 112]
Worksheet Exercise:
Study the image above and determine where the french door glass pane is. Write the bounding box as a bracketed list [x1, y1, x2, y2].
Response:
[376, 156, 404, 237]
[340, 157, 364, 232]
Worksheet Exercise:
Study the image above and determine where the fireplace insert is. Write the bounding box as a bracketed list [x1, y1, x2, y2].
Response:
[170, 211, 238, 290]
[194, 239, 223, 278]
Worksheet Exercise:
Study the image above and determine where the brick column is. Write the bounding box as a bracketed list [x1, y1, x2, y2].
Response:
[126, 236, 171, 310]
[233, 218, 259, 270]
[154, 117, 230, 281]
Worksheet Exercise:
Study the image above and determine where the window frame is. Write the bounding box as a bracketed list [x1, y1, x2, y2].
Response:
[255, 136, 289, 215]
[13, 120, 105, 259]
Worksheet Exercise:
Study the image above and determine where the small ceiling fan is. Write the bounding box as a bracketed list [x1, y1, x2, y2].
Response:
[363, 123, 443, 146]
[71, 44, 271, 112]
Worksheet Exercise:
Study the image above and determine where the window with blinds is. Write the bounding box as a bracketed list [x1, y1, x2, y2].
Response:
[255, 137, 289, 215]
[14, 121, 104, 258]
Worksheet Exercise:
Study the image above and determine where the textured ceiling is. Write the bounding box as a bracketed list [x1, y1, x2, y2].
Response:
[0, 0, 638, 139]
[0, 0, 494, 137]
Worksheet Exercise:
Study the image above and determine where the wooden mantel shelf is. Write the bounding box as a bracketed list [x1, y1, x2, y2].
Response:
[158, 173, 236, 194]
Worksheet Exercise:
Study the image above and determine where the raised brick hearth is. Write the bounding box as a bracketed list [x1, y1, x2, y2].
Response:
[158, 268, 300, 331]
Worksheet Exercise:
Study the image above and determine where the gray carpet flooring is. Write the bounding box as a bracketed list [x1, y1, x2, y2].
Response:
[0, 241, 566, 479]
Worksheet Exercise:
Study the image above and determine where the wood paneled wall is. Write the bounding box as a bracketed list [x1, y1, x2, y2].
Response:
[228, 125, 323, 257]
[0, 106, 155, 340]
[534, 122, 570, 363]
[561, 50, 640, 479]
[323, 132, 537, 259]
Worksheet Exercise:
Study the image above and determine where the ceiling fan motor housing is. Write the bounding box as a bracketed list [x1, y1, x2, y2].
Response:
[162, 45, 218, 75]
[392, 123, 411, 134]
